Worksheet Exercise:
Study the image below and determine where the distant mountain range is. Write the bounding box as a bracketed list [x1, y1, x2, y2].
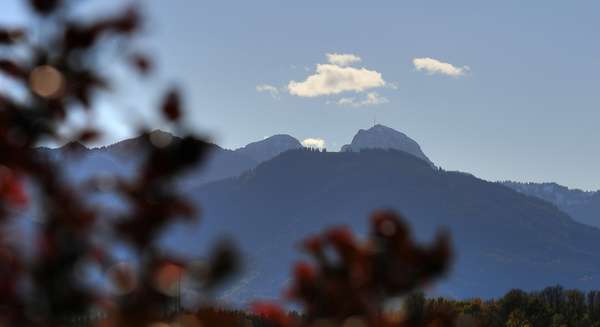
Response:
[501, 181, 600, 228]
[31, 125, 600, 304]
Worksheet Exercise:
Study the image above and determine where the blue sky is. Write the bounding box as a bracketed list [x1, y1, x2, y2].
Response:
[2, 1, 600, 190]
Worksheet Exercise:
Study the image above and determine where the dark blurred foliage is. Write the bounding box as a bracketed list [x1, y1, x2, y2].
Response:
[252, 211, 453, 327]
[0, 1, 238, 326]
[0, 1, 454, 326]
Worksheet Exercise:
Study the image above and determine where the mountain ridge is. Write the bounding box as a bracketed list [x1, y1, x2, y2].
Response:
[341, 124, 433, 165]
[170, 148, 600, 303]
[502, 181, 600, 228]
[28, 128, 600, 303]
[234, 134, 302, 163]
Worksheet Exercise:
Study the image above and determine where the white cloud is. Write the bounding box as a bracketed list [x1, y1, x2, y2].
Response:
[337, 97, 355, 106]
[337, 92, 389, 107]
[288, 64, 385, 97]
[413, 57, 468, 77]
[256, 84, 280, 98]
[326, 53, 361, 66]
[386, 82, 399, 90]
[364, 92, 389, 105]
[302, 138, 326, 149]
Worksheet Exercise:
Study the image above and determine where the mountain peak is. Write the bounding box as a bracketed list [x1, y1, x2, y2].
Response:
[235, 134, 302, 163]
[369, 123, 397, 131]
[341, 124, 433, 165]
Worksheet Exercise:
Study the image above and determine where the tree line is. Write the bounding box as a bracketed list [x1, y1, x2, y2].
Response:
[402, 286, 600, 327]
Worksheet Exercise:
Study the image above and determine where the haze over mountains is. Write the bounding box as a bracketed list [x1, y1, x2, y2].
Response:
[34, 125, 600, 303]
[502, 181, 600, 228]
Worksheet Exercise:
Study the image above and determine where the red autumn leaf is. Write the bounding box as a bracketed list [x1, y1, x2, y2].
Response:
[161, 89, 181, 121]
[326, 226, 354, 247]
[251, 302, 289, 326]
[294, 262, 316, 282]
[0, 28, 25, 44]
[29, 0, 61, 15]
[302, 235, 323, 253]
[0, 60, 27, 80]
[77, 129, 100, 143]
[111, 8, 140, 34]
[205, 240, 239, 287]
[0, 170, 28, 207]
[90, 247, 106, 263]
[63, 24, 103, 50]
[130, 54, 152, 75]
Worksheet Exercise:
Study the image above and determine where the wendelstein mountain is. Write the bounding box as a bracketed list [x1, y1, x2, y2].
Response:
[35, 126, 600, 303]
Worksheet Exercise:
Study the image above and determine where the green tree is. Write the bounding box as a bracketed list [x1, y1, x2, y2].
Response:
[564, 290, 586, 322]
[499, 289, 529, 322]
[403, 291, 426, 324]
[506, 310, 532, 327]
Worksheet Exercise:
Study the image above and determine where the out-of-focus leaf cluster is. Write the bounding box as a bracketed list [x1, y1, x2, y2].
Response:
[0, 1, 238, 326]
[253, 211, 453, 326]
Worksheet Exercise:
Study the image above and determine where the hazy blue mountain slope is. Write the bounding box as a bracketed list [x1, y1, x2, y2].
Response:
[33, 131, 600, 304]
[502, 181, 600, 228]
[38, 131, 259, 188]
[178, 145, 258, 189]
[171, 149, 600, 303]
